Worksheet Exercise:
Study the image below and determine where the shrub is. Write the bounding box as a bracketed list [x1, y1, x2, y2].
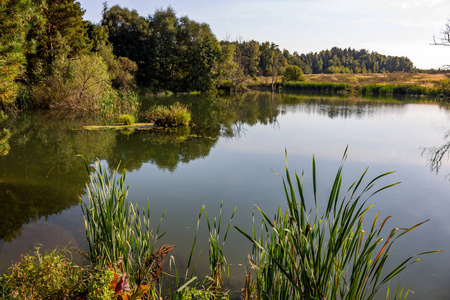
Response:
[0, 247, 86, 299]
[32, 54, 112, 110]
[119, 114, 135, 125]
[283, 65, 305, 82]
[142, 102, 191, 126]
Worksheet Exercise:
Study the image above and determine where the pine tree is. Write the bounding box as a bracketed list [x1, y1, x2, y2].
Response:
[27, 0, 92, 81]
[0, 0, 35, 105]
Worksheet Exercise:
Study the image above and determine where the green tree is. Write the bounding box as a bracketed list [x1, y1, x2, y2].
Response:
[0, 0, 35, 105]
[26, 0, 92, 81]
[147, 7, 180, 89]
[101, 4, 149, 85]
[283, 65, 305, 82]
[178, 17, 221, 91]
[87, 22, 137, 91]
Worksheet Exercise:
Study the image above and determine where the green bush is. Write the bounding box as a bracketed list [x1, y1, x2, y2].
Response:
[283, 65, 305, 82]
[0, 246, 115, 300]
[142, 102, 191, 126]
[119, 114, 135, 125]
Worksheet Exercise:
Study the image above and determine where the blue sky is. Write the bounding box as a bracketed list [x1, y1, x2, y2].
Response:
[78, 0, 450, 69]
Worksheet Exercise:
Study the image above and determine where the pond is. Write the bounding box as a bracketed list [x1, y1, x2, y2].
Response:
[1, 91, 450, 299]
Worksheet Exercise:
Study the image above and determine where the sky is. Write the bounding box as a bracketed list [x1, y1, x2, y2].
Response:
[78, 0, 450, 70]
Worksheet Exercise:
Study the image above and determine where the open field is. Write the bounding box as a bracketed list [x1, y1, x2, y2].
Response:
[304, 73, 450, 88]
[249, 73, 450, 88]
[247, 73, 450, 97]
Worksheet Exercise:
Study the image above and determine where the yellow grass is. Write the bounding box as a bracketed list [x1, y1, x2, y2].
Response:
[247, 73, 450, 89]
[304, 73, 450, 88]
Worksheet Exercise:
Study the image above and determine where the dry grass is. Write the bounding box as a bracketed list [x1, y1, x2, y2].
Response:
[304, 73, 450, 88]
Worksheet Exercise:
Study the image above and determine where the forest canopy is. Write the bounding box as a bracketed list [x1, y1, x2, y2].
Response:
[0, 0, 418, 109]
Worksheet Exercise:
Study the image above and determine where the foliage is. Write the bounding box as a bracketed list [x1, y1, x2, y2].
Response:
[119, 114, 135, 125]
[283, 65, 305, 82]
[0, 128, 11, 156]
[0, 245, 155, 300]
[293, 47, 415, 74]
[0, 0, 35, 105]
[31, 53, 111, 109]
[87, 23, 138, 92]
[142, 102, 191, 126]
[31, 52, 140, 116]
[234, 149, 440, 300]
[25, 0, 92, 82]
[80, 158, 170, 287]
[0, 246, 87, 299]
[103, 5, 221, 92]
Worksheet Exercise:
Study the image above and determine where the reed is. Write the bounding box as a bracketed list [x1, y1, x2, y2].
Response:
[283, 82, 351, 94]
[235, 148, 441, 300]
[80, 158, 169, 288]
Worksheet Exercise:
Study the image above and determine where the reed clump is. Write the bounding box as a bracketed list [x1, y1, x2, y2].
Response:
[235, 148, 441, 300]
[80, 158, 170, 294]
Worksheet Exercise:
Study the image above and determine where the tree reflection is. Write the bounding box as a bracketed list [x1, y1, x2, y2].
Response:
[0, 111, 117, 241]
[422, 131, 450, 176]
[0, 92, 421, 242]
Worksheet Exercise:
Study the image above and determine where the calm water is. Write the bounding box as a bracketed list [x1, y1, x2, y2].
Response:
[1, 92, 450, 299]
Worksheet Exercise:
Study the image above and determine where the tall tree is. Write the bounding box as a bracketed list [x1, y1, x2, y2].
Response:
[178, 17, 221, 91]
[27, 0, 92, 81]
[101, 4, 149, 84]
[0, 0, 35, 105]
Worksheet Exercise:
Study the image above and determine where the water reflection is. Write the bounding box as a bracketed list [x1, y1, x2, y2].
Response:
[0, 93, 449, 278]
[422, 130, 450, 178]
[0, 112, 116, 241]
[0, 94, 439, 243]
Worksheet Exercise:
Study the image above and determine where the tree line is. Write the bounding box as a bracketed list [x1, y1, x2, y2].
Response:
[0, 0, 417, 109]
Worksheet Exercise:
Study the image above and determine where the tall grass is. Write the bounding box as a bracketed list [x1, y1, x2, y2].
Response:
[359, 83, 440, 97]
[283, 82, 351, 94]
[79, 158, 169, 288]
[235, 148, 441, 300]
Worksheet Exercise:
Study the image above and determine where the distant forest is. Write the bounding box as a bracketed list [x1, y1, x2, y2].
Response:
[0, 0, 417, 108]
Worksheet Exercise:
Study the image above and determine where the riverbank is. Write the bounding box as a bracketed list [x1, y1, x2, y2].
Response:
[245, 73, 450, 98]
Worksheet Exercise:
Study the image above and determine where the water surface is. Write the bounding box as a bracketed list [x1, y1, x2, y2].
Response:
[1, 92, 449, 299]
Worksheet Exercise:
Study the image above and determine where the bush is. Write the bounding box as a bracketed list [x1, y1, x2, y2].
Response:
[31, 54, 112, 110]
[0, 246, 143, 299]
[119, 114, 135, 125]
[142, 102, 191, 126]
[283, 65, 305, 82]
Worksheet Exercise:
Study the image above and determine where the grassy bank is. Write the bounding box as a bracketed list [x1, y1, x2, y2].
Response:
[246, 73, 450, 98]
